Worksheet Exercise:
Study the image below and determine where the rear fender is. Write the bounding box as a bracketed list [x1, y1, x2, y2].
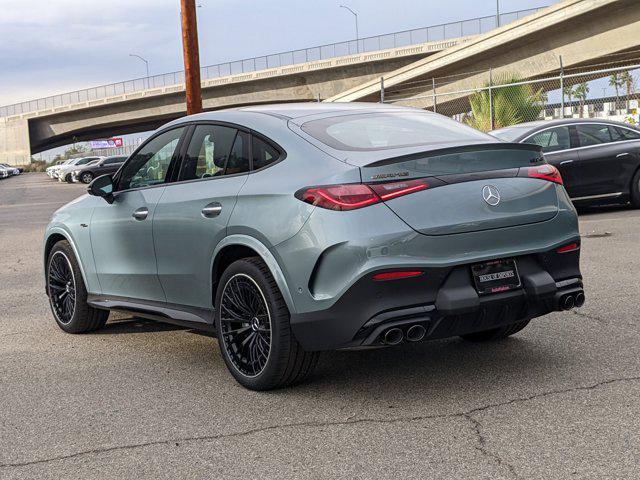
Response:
[212, 235, 296, 314]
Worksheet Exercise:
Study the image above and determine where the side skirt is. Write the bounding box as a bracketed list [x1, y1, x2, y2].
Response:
[87, 294, 216, 333]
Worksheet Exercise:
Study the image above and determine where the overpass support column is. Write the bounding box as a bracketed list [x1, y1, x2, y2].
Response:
[0, 118, 31, 166]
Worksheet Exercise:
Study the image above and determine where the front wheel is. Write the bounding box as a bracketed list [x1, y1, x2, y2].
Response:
[47, 240, 109, 333]
[80, 172, 94, 184]
[214, 257, 319, 390]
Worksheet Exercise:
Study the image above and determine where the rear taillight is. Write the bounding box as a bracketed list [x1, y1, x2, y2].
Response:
[519, 164, 563, 185]
[296, 184, 379, 211]
[295, 179, 430, 211]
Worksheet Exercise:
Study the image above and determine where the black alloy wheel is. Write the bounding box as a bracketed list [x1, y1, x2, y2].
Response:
[48, 250, 76, 324]
[214, 257, 319, 390]
[219, 273, 272, 377]
[47, 240, 109, 333]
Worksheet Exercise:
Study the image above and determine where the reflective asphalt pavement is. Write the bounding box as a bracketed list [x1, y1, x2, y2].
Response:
[1, 174, 638, 479]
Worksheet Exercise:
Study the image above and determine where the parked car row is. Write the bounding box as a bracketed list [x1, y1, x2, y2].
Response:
[45, 155, 128, 183]
[0, 163, 22, 178]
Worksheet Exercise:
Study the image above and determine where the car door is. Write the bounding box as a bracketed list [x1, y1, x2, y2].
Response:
[573, 124, 640, 199]
[522, 125, 580, 197]
[100, 157, 125, 176]
[153, 124, 250, 313]
[90, 127, 186, 302]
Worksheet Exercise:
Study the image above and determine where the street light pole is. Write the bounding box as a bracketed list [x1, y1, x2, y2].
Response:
[129, 54, 150, 88]
[340, 5, 359, 53]
[496, 0, 500, 27]
[180, 0, 203, 115]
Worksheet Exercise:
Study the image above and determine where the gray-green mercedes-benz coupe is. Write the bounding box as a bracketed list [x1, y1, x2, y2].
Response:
[44, 103, 584, 390]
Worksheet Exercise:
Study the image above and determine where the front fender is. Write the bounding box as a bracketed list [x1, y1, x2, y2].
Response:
[212, 234, 297, 314]
[44, 224, 101, 295]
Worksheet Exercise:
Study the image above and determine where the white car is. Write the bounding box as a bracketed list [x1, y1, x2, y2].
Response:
[0, 166, 9, 179]
[47, 160, 72, 179]
[0, 163, 21, 175]
[56, 156, 103, 183]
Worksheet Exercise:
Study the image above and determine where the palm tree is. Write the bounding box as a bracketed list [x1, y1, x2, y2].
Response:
[609, 73, 624, 111]
[562, 84, 574, 117]
[620, 71, 635, 110]
[574, 82, 590, 118]
[464, 74, 543, 132]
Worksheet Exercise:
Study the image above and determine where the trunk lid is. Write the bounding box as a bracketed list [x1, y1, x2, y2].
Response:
[359, 144, 559, 236]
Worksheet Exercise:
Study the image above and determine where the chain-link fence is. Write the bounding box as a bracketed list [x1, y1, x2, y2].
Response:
[0, 6, 546, 119]
[382, 55, 640, 132]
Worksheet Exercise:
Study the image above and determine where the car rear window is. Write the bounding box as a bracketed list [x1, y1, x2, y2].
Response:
[301, 112, 491, 151]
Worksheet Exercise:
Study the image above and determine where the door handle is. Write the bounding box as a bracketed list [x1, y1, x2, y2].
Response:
[616, 152, 630, 158]
[559, 160, 574, 165]
[132, 207, 149, 221]
[202, 202, 222, 218]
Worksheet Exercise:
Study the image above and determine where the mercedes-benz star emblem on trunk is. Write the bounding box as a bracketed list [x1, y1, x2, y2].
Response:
[482, 185, 501, 206]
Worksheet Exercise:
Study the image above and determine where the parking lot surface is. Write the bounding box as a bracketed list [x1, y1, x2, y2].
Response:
[1, 173, 639, 479]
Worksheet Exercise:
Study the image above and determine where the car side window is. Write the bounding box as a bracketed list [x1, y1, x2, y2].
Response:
[576, 124, 611, 147]
[616, 126, 640, 140]
[180, 125, 248, 181]
[118, 127, 184, 190]
[226, 131, 250, 175]
[252, 136, 280, 170]
[524, 126, 571, 153]
[103, 157, 123, 165]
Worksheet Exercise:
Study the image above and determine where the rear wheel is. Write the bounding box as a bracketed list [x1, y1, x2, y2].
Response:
[460, 319, 530, 342]
[631, 169, 640, 208]
[47, 240, 108, 333]
[214, 257, 319, 390]
[80, 172, 94, 184]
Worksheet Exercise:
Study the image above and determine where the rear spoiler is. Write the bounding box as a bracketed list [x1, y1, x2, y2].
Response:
[364, 143, 543, 168]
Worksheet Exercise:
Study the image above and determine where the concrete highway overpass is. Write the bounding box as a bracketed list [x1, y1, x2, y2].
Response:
[327, 0, 640, 111]
[2, 0, 640, 165]
[0, 37, 470, 165]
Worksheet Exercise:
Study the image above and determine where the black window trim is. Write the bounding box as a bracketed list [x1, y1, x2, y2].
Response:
[112, 125, 189, 194]
[162, 120, 286, 188]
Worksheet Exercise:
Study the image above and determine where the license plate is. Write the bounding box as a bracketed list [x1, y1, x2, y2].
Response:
[471, 259, 521, 295]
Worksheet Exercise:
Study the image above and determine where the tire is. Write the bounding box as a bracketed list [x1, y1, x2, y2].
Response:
[80, 172, 94, 184]
[631, 169, 640, 208]
[46, 240, 109, 333]
[460, 319, 531, 342]
[64, 173, 73, 183]
[214, 257, 319, 390]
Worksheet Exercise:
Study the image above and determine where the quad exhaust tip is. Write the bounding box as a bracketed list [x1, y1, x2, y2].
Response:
[560, 291, 585, 311]
[382, 328, 403, 345]
[562, 295, 575, 310]
[406, 324, 426, 342]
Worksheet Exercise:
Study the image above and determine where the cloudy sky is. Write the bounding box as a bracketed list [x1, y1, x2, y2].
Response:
[0, 0, 556, 107]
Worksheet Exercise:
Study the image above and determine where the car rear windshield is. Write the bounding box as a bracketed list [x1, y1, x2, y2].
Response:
[490, 126, 533, 142]
[300, 112, 492, 151]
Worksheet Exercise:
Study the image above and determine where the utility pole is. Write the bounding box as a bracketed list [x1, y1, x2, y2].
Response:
[496, 0, 500, 27]
[180, 0, 203, 115]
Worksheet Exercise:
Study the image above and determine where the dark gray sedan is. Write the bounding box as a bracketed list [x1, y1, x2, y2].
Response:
[492, 119, 640, 207]
[71, 155, 128, 184]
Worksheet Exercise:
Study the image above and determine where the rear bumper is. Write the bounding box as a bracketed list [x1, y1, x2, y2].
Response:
[290, 247, 583, 351]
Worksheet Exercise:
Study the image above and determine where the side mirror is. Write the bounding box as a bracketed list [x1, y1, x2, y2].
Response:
[88, 175, 115, 204]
